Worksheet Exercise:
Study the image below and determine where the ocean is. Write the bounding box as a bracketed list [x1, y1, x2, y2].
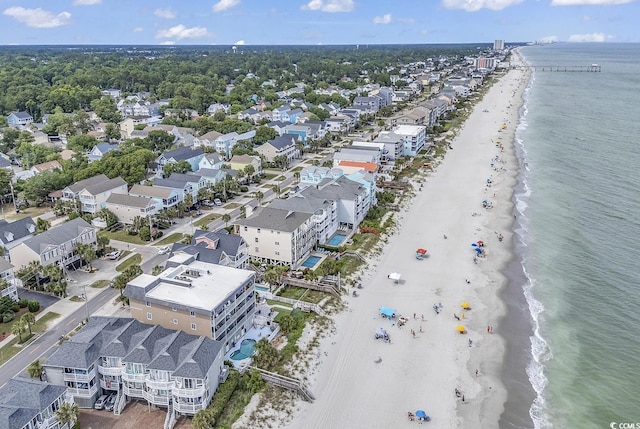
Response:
[502, 43, 640, 429]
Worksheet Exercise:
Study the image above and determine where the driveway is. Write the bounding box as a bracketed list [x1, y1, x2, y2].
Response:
[79, 401, 193, 429]
[16, 289, 59, 309]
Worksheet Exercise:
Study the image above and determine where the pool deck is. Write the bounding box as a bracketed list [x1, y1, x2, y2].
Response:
[226, 303, 280, 370]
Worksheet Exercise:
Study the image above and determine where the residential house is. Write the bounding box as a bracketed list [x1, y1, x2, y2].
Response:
[228, 155, 262, 178]
[0, 156, 12, 171]
[128, 184, 180, 210]
[333, 146, 382, 166]
[265, 121, 289, 136]
[125, 260, 256, 350]
[417, 100, 442, 128]
[191, 168, 227, 188]
[156, 147, 205, 176]
[8, 218, 97, 270]
[283, 124, 312, 143]
[105, 194, 160, 225]
[0, 217, 37, 262]
[280, 108, 303, 124]
[352, 96, 381, 113]
[394, 124, 428, 157]
[213, 130, 256, 160]
[119, 116, 150, 139]
[193, 131, 223, 149]
[373, 131, 406, 161]
[0, 377, 73, 429]
[255, 135, 300, 164]
[7, 111, 33, 127]
[298, 166, 344, 188]
[143, 125, 196, 147]
[153, 173, 206, 202]
[61, 175, 128, 214]
[198, 152, 224, 170]
[207, 103, 230, 115]
[44, 316, 225, 418]
[87, 143, 120, 163]
[101, 88, 122, 98]
[271, 106, 291, 122]
[0, 259, 19, 301]
[324, 117, 350, 133]
[167, 229, 249, 269]
[234, 207, 316, 268]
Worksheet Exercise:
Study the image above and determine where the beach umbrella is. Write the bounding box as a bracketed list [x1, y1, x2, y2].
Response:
[416, 248, 427, 255]
[389, 272, 401, 281]
[477, 240, 484, 246]
[415, 410, 427, 419]
[471, 243, 478, 247]
[456, 325, 466, 333]
[461, 302, 471, 310]
[475, 247, 483, 254]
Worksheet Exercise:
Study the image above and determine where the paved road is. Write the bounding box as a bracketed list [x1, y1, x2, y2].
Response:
[0, 287, 118, 388]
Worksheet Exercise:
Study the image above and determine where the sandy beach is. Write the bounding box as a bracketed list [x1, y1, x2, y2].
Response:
[280, 56, 530, 429]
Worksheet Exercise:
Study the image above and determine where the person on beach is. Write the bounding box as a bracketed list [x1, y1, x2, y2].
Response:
[419, 326, 423, 333]
[468, 339, 473, 347]
[476, 369, 479, 377]
[454, 314, 460, 321]
[413, 312, 416, 320]
[421, 314, 425, 321]
[487, 325, 491, 333]
[465, 279, 471, 284]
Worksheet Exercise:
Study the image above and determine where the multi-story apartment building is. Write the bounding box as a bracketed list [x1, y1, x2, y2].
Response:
[393, 124, 428, 157]
[0, 377, 74, 429]
[125, 260, 256, 351]
[44, 317, 224, 420]
[234, 207, 316, 269]
[8, 218, 97, 270]
[0, 259, 20, 301]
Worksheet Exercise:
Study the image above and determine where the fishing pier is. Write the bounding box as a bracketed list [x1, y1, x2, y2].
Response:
[514, 64, 601, 72]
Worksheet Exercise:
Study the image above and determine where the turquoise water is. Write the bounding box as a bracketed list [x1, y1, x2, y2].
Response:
[255, 285, 269, 292]
[327, 233, 347, 246]
[301, 255, 321, 268]
[230, 339, 257, 361]
[511, 43, 640, 429]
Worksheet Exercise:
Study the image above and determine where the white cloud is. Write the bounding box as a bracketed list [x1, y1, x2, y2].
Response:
[213, 0, 240, 12]
[3, 7, 72, 28]
[552, 0, 635, 5]
[373, 13, 392, 24]
[72, 0, 101, 5]
[537, 35, 559, 43]
[154, 8, 176, 19]
[441, 0, 523, 11]
[568, 32, 611, 41]
[133, 27, 144, 32]
[234, 40, 246, 45]
[156, 24, 210, 40]
[301, 0, 355, 12]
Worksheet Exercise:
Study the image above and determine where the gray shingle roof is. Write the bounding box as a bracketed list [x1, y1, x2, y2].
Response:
[82, 177, 127, 196]
[106, 193, 155, 209]
[0, 217, 36, 246]
[163, 147, 204, 162]
[65, 174, 110, 194]
[168, 229, 246, 266]
[236, 206, 312, 232]
[22, 217, 94, 254]
[0, 378, 67, 429]
[266, 135, 296, 150]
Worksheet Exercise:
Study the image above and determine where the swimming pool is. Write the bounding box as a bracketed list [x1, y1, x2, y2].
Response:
[301, 255, 321, 268]
[255, 285, 269, 293]
[230, 339, 257, 361]
[328, 233, 347, 246]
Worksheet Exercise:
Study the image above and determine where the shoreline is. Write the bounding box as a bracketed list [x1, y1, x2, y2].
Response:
[240, 57, 533, 429]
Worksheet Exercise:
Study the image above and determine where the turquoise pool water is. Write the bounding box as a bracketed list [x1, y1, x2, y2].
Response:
[255, 285, 269, 292]
[328, 233, 347, 246]
[230, 339, 257, 361]
[301, 255, 321, 268]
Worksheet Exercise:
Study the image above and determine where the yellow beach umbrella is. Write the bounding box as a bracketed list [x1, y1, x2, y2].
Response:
[461, 302, 471, 310]
[456, 325, 466, 334]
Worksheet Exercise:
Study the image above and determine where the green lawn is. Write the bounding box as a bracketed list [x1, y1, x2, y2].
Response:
[100, 229, 149, 245]
[194, 213, 221, 229]
[69, 296, 84, 302]
[116, 253, 142, 272]
[90, 280, 110, 289]
[0, 312, 61, 365]
[153, 232, 186, 245]
[263, 173, 277, 180]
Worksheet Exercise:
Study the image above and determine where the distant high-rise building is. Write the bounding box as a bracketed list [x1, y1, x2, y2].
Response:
[494, 40, 505, 51]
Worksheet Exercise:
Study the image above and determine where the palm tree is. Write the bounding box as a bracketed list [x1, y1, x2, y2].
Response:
[75, 242, 97, 271]
[55, 401, 79, 428]
[36, 218, 51, 233]
[11, 319, 26, 342]
[222, 213, 231, 227]
[252, 191, 264, 204]
[97, 233, 110, 253]
[271, 185, 281, 198]
[293, 171, 301, 184]
[184, 193, 194, 209]
[21, 312, 35, 335]
[27, 359, 45, 380]
[244, 164, 256, 182]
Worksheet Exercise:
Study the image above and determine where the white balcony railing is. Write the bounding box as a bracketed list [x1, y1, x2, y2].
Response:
[145, 377, 173, 390]
[122, 372, 146, 383]
[173, 401, 205, 415]
[98, 365, 123, 376]
[63, 368, 96, 382]
[142, 390, 170, 406]
[122, 384, 145, 398]
[99, 378, 119, 390]
[66, 384, 99, 397]
[172, 385, 206, 398]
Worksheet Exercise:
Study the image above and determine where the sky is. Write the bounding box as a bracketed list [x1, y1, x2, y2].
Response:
[0, 0, 639, 45]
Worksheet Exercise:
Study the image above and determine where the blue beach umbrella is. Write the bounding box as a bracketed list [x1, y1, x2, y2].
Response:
[471, 243, 478, 247]
[475, 247, 483, 254]
[415, 410, 427, 418]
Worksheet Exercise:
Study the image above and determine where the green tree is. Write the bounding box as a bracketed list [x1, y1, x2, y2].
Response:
[163, 160, 192, 177]
[55, 401, 79, 428]
[67, 134, 99, 152]
[105, 122, 121, 141]
[27, 359, 45, 380]
[75, 242, 97, 271]
[21, 312, 36, 335]
[254, 125, 277, 144]
[36, 218, 51, 233]
[252, 338, 280, 371]
[17, 261, 43, 290]
[97, 233, 110, 253]
[91, 96, 122, 123]
[221, 213, 231, 227]
[146, 130, 175, 152]
[11, 318, 26, 342]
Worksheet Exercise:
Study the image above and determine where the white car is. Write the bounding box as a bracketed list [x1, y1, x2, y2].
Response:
[158, 246, 171, 255]
[213, 198, 223, 206]
[94, 394, 108, 410]
[106, 251, 121, 260]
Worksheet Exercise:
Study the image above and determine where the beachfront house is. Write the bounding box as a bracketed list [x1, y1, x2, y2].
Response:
[125, 260, 256, 351]
[43, 316, 225, 418]
[393, 124, 428, 157]
[234, 207, 316, 268]
[167, 229, 250, 269]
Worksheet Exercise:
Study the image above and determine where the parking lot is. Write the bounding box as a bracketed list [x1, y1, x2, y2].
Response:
[80, 401, 193, 429]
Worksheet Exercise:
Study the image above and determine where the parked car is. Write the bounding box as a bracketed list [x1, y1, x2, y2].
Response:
[94, 394, 108, 410]
[158, 245, 171, 255]
[106, 251, 121, 260]
[213, 198, 222, 206]
[104, 394, 117, 411]
[202, 200, 215, 207]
